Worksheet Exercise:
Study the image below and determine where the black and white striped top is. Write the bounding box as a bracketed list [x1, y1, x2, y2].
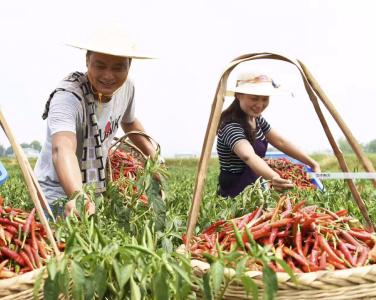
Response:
[217, 116, 271, 173]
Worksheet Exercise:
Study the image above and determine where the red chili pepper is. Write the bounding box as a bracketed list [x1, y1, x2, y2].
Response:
[303, 234, 313, 256]
[0, 246, 26, 266]
[286, 257, 303, 273]
[19, 250, 35, 270]
[337, 239, 356, 266]
[356, 247, 369, 267]
[310, 249, 320, 266]
[348, 230, 374, 241]
[36, 236, 50, 259]
[292, 201, 306, 213]
[202, 220, 226, 235]
[319, 251, 327, 270]
[340, 230, 364, 248]
[327, 257, 346, 269]
[318, 235, 343, 265]
[243, 225, 271, 243]
[295, 225, 304, 256]
[283, 246, 310, 267]
[270, 218, 294, 228]
[267, 227, 278, 245]
[335, 209, 348, 217]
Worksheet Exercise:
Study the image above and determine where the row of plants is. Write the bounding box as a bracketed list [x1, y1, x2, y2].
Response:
[0, 155, 375, 299]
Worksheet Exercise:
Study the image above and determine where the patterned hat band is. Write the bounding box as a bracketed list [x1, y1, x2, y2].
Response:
[236, 75, 280, 88]
[226, 72, 292, 97]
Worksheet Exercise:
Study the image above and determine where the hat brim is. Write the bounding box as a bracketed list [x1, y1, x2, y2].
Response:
[66, 42, 154, 59]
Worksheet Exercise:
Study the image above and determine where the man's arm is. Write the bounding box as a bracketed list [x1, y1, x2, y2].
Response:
[51, 131, 82, 196]
[51, 131, 95, 215]
[121, 118, 156, 158]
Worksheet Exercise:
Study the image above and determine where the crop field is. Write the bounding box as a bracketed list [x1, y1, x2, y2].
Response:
[0, 154, 375, 299]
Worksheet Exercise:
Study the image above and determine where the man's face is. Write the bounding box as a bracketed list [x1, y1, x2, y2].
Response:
[86, 52, 131, 97]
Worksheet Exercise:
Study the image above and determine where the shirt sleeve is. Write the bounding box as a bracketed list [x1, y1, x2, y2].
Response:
[220, 123, 247, 151]
[258, 116, 271, 134]
[47, 91, 83, 135]
[121, 81, 136, 124]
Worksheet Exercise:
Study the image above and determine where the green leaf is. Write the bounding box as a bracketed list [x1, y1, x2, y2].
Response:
[43, 276, 60, 300]
[210, 260, 224, 294]
[161, 237, 173, 253]
[170, 263, 193, 286]
[57, 262, 70, 298]
[113, 260, 133, 289]
[130, 276, 141, 300]
[262, 265, 278, 300]
[94, 265, 107, 299]
[33, 268, 45, 300]
[240, 275, 259, 300]
[153, 265, 169, 300]
[94, 264, 108, 300]
[47, 258, 57, 281]
[71, 261, 86, 300]
[232, 221, 245, 250]
[235, 256, 249, 275]
[202, 272, 212, 300]
[84, 275, 96, 300]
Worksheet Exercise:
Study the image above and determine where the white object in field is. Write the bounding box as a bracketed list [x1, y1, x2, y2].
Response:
[309, 172, 376, 180]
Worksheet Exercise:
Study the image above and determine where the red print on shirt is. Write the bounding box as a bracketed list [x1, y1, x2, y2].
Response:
[104, 121, 112, 139]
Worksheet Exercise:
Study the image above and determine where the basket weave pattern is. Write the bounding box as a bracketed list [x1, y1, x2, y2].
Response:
[191, 259, 376, 299]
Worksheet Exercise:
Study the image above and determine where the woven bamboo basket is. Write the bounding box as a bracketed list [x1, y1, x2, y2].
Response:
[184, 52, 376, 299]
[190, 259, 376, 299]
[107, 130, 161, 182]
[0, 109, 61, 299]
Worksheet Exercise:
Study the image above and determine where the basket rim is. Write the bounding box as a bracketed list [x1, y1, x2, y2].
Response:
[190, 257, 376, 290]
[0, 267, 45, 292]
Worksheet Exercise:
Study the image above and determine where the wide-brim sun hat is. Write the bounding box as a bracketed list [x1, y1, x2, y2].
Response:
[66, 24, 153, 59]
[226, 72, 292, 97]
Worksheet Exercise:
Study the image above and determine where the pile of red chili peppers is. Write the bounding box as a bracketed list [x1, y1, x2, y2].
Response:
[265, 158, 316, 190]
[186, 196, 376, 273]
[0, 197, 57, 278]
[109, 150, 148, 204]
[109, 150, 144, 181]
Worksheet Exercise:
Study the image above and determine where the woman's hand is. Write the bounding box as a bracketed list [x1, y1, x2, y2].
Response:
[311, 162, 321, 173]
[270, 176, 294, 191]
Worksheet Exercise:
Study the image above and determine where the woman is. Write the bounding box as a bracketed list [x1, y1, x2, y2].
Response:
[217, 72, 320, 197]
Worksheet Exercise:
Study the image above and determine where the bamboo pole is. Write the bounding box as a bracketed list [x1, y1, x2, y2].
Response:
[301, 80, 374, 230]
[0, 108, 60, 256]
[185, 75, 229, 245]
[25, 161, 55, 222]
[299, 61, 376, 188]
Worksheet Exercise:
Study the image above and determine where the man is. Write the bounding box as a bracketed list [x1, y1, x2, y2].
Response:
[34, 25, 156, 216]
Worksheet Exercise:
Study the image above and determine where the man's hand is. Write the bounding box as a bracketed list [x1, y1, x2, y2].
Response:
[64, 196, 96, 217]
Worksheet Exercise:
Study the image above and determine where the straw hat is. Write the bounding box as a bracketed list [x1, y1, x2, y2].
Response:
[226, 72, 292, 97]
[66, 24, 153, 59]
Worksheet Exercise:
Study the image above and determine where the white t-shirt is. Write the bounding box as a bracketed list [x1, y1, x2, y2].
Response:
[34, 79, 136, 203]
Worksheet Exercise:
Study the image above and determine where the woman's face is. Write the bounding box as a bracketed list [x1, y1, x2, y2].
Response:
[86, 52, 131, 97]
[237, 93, 269, 118]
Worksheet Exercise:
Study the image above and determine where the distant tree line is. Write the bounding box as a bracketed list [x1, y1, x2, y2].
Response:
[338, 138, 376, 154]
[0, 140, 42, 157]
[0, 138, 375, 157]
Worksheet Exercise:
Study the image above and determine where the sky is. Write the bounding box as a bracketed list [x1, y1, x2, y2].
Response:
[0, 0, 375, 158]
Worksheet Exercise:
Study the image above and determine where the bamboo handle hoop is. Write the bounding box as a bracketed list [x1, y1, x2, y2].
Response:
[185, 52, 375, 244]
